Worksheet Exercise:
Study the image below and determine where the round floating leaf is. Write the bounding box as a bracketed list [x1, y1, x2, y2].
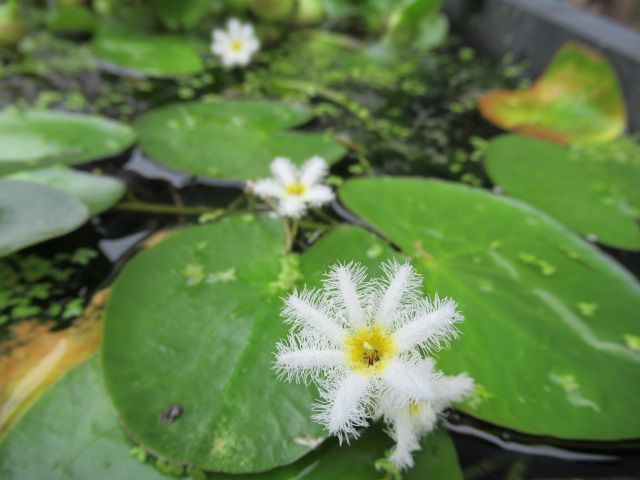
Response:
[0, 357, 462, 480]
[340, 177, 640, 440]
[6, 167, 125, 215]
[0, 358, 169, 480]
[479, 42, 626, 144]
[150, 0, 212, 29]
[0, 109, 136, 175]
[0, 180, 89, 257]
[47, 5, 97, 34]
[485, 134, 640, 251]
[102, 216, 325, 472]
[92, 28, 204, 78]
[134, 100, 346, 180]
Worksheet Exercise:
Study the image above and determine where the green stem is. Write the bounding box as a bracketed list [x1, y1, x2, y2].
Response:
[115, 201, 221, 216]
[284, 218, 299, 253]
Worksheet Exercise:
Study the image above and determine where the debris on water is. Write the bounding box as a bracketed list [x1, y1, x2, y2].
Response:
[623, 334, 640, 352]
[517, 252, 556, 276]
[160, 404, 183, 423]
[562, 248, 582, 261]
[130, 446, 147, 463]
[577, 302, 598, 317]
[206, 268, 237, 284]
[269, 254, 303, 293]
[413, 240, 434, 263]
[549, 373, 601, 412]
[366, 243, 383, 258]
[293, 435, 324, 449]
[466, 384, 494, 410]
[183, 264, 205, 286]
[198, 210, 224, 224]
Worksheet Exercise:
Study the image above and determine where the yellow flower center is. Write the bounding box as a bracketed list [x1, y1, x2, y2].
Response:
[285, 182, 307, 196]
[345, 325, 396, 375]
[230, 40, 244, 52]
[409, 399, 422, 416]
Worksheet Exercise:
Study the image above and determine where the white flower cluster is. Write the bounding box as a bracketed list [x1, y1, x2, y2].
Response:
[211, 18, 260, 68]
[250, 156, 334, 218]
[274, 261, 473, 470]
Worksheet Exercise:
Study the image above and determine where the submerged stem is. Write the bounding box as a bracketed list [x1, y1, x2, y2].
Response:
[284, 219, 299, 253]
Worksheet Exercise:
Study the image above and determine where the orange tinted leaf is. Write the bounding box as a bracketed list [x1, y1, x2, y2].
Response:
[479, 42, 626, 144]
[0, 290, 107, 434]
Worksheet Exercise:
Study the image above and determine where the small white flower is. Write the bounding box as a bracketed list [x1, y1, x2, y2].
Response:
[377, 360, 474, 470]
[211, 18, 260, 68]
[274, 260, 466, 443]
[250, 156, 334, 218]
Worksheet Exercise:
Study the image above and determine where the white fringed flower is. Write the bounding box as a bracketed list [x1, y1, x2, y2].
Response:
[377, 359, 474, 470]
[250, 156, 334, 218]
[211, 18, 260, 68]
[274, 260, 466, 444]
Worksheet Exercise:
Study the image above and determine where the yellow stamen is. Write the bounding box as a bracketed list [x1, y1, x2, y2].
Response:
[230, 40, 244, 52]
[285, 182, 307, 196]
[409, 399, 422, 416]
[344, 325, 396, 375]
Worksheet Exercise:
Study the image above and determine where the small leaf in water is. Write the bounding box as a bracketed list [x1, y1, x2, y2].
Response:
[517, 252, 556, 276]
[576, 302, 598, 317]
[182, 264, 205, 286]
[269, 254, 303, 293]
[206, 268, 237, 284]
[623, 334, 640, 352]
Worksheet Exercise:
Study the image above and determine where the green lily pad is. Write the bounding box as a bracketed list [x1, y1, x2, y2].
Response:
[386, 0, 446, 50]
[6, 166, 125, 215]
[485, 134, 640, 251]
[47, 5, 97, 34]
[0, 109, 136, 175]
[0, 357, 462, 480]
[0, 358, 167, 480]
[0, 180, 89, 257]
[133, 100, 347, 180]
[92, 28, 204, 78]
[150, 0, 212, 29]
[478, 42, 626, 144]
[102, 216, 325, 473]
[339, 177, 640, 440]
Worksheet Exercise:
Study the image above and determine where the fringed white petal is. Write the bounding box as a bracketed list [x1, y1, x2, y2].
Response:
[375, 261, 422, 327]
[277, 196, 307, 218]
[252, 178, 285, 200]
[302, 184, 334, 207]
[386, 408, 420, 470]
[380, 358, 435, 401]
[299, 156, 328, 186]
[271, 157, 297, 185]
[275, 348, 345, 381]
[432, 372, 474, 409]
[283, 290, 346, 343]
[393, 297, 462, 352]
[275, 333, 342, 383]
[325, 263, 367, 328]
[314, 373, 371, 442]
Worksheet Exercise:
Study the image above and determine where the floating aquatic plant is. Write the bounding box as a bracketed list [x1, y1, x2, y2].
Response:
[211, 18, 260, 68]
[275, 260, 472, 469]
[249, 156, 334, 218]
